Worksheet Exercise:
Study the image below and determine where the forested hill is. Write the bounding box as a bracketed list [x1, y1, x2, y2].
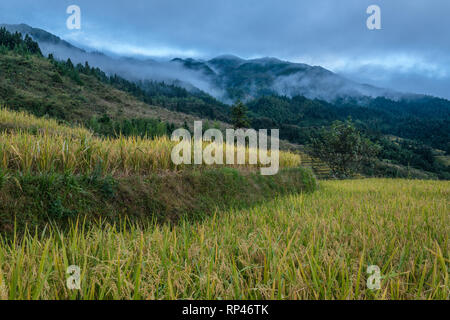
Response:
[0, 27, 229, 137]
[247, 95, 449, 153]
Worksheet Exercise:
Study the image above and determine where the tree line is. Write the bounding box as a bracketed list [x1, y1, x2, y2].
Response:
[0, 28, 42, 55]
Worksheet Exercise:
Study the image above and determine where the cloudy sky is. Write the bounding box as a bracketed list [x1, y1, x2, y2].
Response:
[1, 0, 450, 99]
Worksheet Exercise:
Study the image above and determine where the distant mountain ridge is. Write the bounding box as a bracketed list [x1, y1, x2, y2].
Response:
[2, 23, 405, 103]
[174, 55, 401, 102]
[0, 23, 84, 52]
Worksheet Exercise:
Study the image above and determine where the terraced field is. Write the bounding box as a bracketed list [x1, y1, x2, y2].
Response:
[0, 179, 447, 299]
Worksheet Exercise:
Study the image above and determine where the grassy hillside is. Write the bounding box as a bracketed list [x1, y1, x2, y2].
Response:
[0, 50, 223, 129]
[0, 167, 316, 234]
[0, 179, 447, 299]
[1, 28, 448, 180]
[1, 40, 442, 180]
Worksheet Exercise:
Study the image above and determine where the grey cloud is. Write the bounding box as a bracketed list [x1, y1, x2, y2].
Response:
[1, 0, 449, 98]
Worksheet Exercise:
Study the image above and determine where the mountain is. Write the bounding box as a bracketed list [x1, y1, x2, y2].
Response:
[1, 23, 401, 103]
[2, 24, 449, 122]
[0, 40, 222, 131]
[0, 23, 85, 53]
[0, 24, 226, 98]
[176, 55, 400, 102]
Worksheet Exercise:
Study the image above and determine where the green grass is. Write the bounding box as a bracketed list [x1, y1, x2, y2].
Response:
[0, 167, 316, 234]
[0, 179, 447, 300]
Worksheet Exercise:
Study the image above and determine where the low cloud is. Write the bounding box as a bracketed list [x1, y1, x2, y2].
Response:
[39, 42, 225, 99]
[2, 0, 449, 99]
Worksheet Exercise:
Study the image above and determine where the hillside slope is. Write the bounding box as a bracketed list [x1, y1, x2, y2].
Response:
[0, 50, 222, 128]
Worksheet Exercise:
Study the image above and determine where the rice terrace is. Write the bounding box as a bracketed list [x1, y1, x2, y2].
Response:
[0, 0, 448, 308]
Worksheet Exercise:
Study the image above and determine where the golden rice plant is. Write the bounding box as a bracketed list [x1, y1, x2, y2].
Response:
[0, 107, 301, 175]
[0, 107, 90, 138]
[0, 179, 447, 299]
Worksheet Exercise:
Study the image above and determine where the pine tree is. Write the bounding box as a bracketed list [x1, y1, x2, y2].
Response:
[231, 101, 250, 128]
[66, 58, 74, 69]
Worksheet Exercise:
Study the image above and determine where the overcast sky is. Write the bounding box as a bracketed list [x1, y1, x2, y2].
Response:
[1, 0, 449, 99]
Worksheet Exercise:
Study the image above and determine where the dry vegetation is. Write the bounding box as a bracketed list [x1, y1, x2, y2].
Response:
[0, 107, 301, 175]
[0, 179, 447, 299]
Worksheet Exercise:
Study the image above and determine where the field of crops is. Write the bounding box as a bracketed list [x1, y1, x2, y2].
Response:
[0, 107, 300, 175]
[0, 179, 447, 300]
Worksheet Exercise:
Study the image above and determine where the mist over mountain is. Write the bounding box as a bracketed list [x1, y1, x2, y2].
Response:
[1, 23, 407, 104]
[0, 24, 225, 98]
[176, 55, 402, 102]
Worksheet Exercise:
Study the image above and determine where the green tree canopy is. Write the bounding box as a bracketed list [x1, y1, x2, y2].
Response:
[231, 100, 250, 128]
[308, 119, 380, 178]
